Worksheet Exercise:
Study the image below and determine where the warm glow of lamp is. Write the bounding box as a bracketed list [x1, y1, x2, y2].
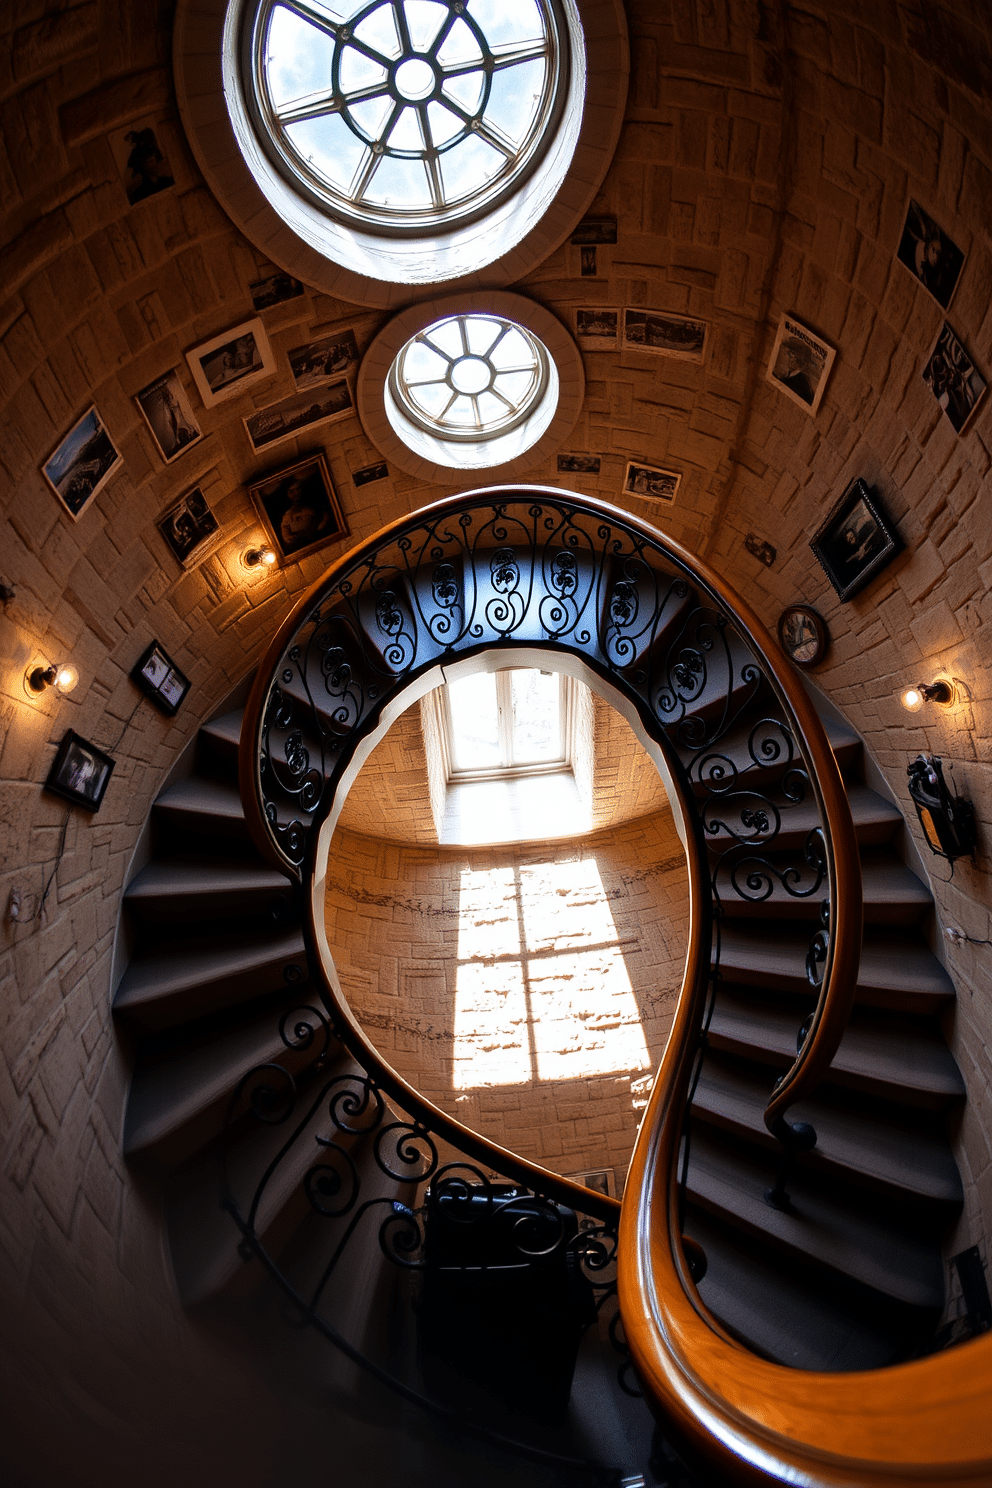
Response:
[900, 678, 955, 712]
[242, 544, 277, 571]
[26, 660, 79, 697]
[901, 686, 925, 713]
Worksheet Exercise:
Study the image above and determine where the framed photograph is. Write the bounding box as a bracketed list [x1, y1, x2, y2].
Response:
[778, 605, 829, 669]
[109, 120, 176, 205]
[134, 370, 202, 464]
[623, 308, 707, 361]
[921, 322, 987, 435]
[557, 452, 601, 474]
[575, 308, 619, 352]
[579, 246, 598, 277]
[744, 532, 776, 567]
[249, 452, 350, 562]
[766, 313, 836, 416]
[185, 318, 275, 408]
[250, 272, 305, 312]
[42, 405, 122, 520]
[896, 200, 965, 310]
[156, 486, 221, 569]
[131, 640, 191, 716]
[622, 461, 680, 503]
[45, 731, 115, 812]
[570, 217, 617, 246]
[810, 478, 901, 602]
[287, 328, 360, 389]
[352, 460, 389, 486]
[244, 379, 354, 455]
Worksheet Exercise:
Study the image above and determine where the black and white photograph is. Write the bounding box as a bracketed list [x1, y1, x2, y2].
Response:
[42, 405, 122, 520]
[156, 486, 221, 569]
[575, 308, 619, 351]
[810, 478, 901, 602]
[557, 452, 601, 474]
[45, 731, 115, 812]
[131, 640, 191, 716]
[921, 322, 987, 435]
[766, 313, 836, 416]
[186, 318, 276, 408]
[744, 532, 777, 567]
[134, 370, 202, 464]
[570, 217, 618, 245]
[244, 379, 354, 455]
[287, 328, 360, 389]
[250, 272, 305, 312]
[622, 461, 681, 503]
[110, 120, 175, 205]
[896, 200, 965, 310]
[249, 453, 350, 562]
[579, 246, 598, 277]
[623, 309, 707, 361]
[352, 460, 389, 486]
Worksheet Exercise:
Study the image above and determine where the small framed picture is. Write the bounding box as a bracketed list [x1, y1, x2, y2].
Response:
[896, 200, 965, 310]
[244, 379, 354, 455]
[287, 328, 360, 389]
[352, 460, 389, 486]
[185, 318, 275, 408]
[249, 452, 350, 562]
[42, 405, 122, 520]
[109, 120, 176, 205]
[250, 272, 305, 312]
[579, 246, 598, 277]
[810, 478, 901, 602]
[131, 641, 191, 716]
[777, 605, 829, 669]
[921, 322, 987, 435]
[157, 486, 221, 569]
[622, 460, 680, 503]
[623, 309, 707, 362]
[557, 452, 601, 474]
[570, 217, 618, 246]
[134, 369, 202, 463]
[766, 313, 836, 416]
[575, 308, 619, 352]
[45, 731, 115, 812]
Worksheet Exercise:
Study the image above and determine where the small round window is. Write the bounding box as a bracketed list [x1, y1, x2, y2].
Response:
[247, 0, 570, 235]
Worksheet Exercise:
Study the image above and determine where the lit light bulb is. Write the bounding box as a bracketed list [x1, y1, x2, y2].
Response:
[54, 663, 79, 694]
[26, 660, 79, 697]
[901, 686, 924, 713]
[242, 544, 277, 571]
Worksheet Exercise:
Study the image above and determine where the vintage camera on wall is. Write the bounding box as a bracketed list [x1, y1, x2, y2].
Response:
[907, 754, 977, 863]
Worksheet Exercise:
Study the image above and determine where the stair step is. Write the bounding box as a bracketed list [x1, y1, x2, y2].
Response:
[691, 1058, 963, 1208]
[124, 858, 295, 923]
[114, 929, 309, 1031]
[704, 782, 902, 854]
[716, 853, 932, 926]
[708, 992, 965, 1109]
[717, 924, 955, 1013]
[153, 776, 250, 841]
[684, 1128, 945, 1310]
[198, 707, 244, 773]
[689, 715, 862, 796]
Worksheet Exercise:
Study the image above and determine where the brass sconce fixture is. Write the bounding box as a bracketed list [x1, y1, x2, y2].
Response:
[25, 661, 79, 697]
[241, 544, 277, 571]
[900, 678, 956, 712]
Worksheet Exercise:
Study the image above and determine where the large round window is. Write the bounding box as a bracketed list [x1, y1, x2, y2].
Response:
[249, 0, 570, 235]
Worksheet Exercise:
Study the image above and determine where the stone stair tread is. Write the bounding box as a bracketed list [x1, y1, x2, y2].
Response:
[155, 775, 247, 824]
[684, 1129, 945, 1309]
[689, 714, 862, 795]
[716, 855, 931, 923]
[691, 1061, 963, 1205]
[115, 929, 307, 1017]
[703, 781, 901, 852]
[125, 857, 290, 906]
[200, 707, 244, 751]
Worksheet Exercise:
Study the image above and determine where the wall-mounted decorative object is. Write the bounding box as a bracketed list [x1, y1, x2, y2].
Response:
[45, 731, 115, 812]
[244, 379, 353, 455]
[570, 217, 617, 245]
[574, 307, 619, 352]
[157, 487, 221, 570]
[287, 329, 360, 389]
[557, 452, 601, 475]
[241, 543, 277, 572]
[810, 478, 900, 601]
[766, 313, 836, 416]
[778, 605, 829, 668]
[42, 405, 122, 520]
[131, 641, 191, 716]
[744, 533, 776, 567]
[579, 246, 597, 277]
[109, 119, 175, 205]
[186, 317, 275, 408]
[896, 199, 964, 310]
[250, 273, 304, 312]
[134, 370, 202, 464]
[622, 461, 680, 503]
[900, 677, 957, 712]
[623, 309, 707, 362]
[249, 452, 349, 563]
[25, 660, 78, 697]
[921, 322, 987, 435]
[907, 754, 977, 863]
[352, 461, 389, 487]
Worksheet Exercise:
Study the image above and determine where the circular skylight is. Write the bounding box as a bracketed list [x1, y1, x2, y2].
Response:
[389, 312, 550, 441]
[248, 0, 569, 234]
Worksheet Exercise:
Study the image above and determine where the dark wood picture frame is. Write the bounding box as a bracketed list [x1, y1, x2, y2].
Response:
[131, 640, 191, 716]
[248, 451, 349, 563]
[45, 730, 116, 812]
[810, 479, 900, 602]
[777, 604, 829, 668]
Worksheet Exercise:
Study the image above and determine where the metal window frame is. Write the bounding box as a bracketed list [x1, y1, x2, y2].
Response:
[439, 668, 576, 783]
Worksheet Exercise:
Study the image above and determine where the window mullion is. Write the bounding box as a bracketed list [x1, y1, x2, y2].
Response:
[496, 671, 514, 768]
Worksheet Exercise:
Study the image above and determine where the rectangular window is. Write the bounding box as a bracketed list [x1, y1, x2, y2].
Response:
[443, 668, 571, 781]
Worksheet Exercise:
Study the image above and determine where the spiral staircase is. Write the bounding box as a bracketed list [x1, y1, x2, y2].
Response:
[113, 491, 979, 1486]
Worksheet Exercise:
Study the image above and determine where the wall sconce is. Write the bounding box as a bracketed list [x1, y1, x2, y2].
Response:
[900, 678, 956, 712]
[241, 544, 277, 572]
[25, 660, 79, 698]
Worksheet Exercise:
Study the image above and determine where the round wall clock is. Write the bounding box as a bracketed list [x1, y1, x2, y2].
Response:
[777, 604, 829, 668]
